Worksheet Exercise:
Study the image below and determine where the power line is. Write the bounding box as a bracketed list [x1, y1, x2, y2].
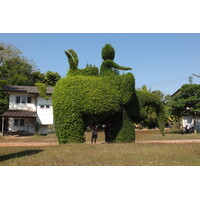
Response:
[149, 74, 200, 88]
[192, 73, 200, 78]
[149, 76, 189, 87]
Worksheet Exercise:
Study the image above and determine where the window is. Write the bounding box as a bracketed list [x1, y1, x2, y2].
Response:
[14, 119, 25, 126]
[15, 96, 32, 104]
[27, 97, 32, 103]
[40, 105, 50, 108]
[14, 119, 19, 126]
[16, 96, 20, 104]
[20, 119, 24, 126]
[21, 96, 26, 104]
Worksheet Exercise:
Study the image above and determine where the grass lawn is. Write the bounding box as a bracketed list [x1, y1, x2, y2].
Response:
[0, 130, 200, 166]
[136, 129, 200, 141]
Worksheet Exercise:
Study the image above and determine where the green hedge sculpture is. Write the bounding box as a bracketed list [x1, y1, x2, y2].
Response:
[53, 44, 165, 143]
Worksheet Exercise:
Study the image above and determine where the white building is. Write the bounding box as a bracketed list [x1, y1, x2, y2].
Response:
[171, 88, 200, 133]
[1, 86, 54, 135]
[182, 116, 200, 133]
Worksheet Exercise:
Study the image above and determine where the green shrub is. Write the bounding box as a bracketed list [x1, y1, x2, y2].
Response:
[53, 44, 165, 143]
[67, 65, 99, 76]
[101, 44, 115, 60]
[136, 90, 165, 135]
[34, 122, 40, 135]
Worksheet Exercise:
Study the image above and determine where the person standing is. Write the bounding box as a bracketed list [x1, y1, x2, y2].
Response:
[91, 123, 98, 144]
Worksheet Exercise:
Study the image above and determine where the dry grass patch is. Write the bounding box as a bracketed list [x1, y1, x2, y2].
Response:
[136, 129, 200, 141]
[1, 130, 200, 166]
[1, 143, 200, 166]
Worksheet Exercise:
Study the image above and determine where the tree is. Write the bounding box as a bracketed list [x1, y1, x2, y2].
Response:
[152, 90, 164, 101]
[136, 87, 166, 129]
[0, 42, 21, 64]
[170, 84, 200, 132]
[0, 57, 33, 85]
[31, 71, 45, 85]
[44, 71, 61, 86]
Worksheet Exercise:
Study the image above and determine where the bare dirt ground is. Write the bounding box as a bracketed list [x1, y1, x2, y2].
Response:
[136, 139, 200, 144]
[1, 130, 200, 147]
[0, 142, 58, 147]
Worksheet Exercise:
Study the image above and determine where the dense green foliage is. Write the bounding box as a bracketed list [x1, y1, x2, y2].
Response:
[101, 44, 115, 60]
[136, 86, 167, 131]
[53, 44, 136, 143]
[0, 57, 34, 85]
[67, 65, 99, 76]
[100, 44, 131, 76]
[170, 84, 200, 132]
[64, 49, 79, 70]
[170, 84, 200, 117]
[35, 83, 49, 99]
[136, 90, 165, 135]
[0, 42, 21, 64]
[53, 44, 166, 143]
[44, 71, 61, 86]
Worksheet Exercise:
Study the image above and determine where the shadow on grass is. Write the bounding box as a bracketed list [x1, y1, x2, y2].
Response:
[0, 149, 43, 162]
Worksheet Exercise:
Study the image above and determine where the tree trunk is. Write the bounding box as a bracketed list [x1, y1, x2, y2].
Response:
[194, 114, 197, 133]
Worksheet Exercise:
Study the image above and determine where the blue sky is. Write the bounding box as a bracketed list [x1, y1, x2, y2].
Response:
[0, 33, 200, 95]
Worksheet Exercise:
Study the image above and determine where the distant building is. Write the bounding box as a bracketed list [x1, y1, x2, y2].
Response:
[171, 89, 200, 132]
[1, 86, 54, 135]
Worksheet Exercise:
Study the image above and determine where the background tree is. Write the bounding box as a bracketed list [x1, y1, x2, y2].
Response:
[0, 57, 33, 85]
[169, 84, 200, 132]
[0, 42, 21, 64]
[44, 71, 61, 86]
[152, 90, 164, 101]
[31, 71, 45, 85]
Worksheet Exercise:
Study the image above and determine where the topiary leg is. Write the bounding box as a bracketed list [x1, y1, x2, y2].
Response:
[115, 109, 135, 142]
[55, 113, 86, 143]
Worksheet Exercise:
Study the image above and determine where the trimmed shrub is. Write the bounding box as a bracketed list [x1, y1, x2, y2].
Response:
[67, 65, 99, 76]
[53, 44, 165, 143]
[136, 90, 165, 135]
[101, 44, 115, 60]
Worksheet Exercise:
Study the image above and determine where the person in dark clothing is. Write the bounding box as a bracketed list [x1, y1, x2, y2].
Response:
[91, 123, 98, 144]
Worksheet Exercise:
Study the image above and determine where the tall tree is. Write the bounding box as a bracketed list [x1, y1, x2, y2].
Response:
[170, 84, 200, 132]
[152, 90, 164, 101]
[0, 57, 33, 85]
[30, 71, 45, 85]
[0, 42, 21, 64]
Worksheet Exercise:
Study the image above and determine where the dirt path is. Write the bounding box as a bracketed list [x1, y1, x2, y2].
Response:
[1, 139, 200, 147]
[136, 139, 200, 144]
[0, 142, 58, 147]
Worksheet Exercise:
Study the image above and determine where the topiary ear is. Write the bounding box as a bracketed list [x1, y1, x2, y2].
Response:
[101, 44, 115, 60]
[64, 49, 79, 70]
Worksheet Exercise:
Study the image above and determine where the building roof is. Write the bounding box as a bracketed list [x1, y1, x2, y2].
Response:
[4, 86, 54, 95]
[171, 89, 180, 97]
[1, 110, 37, 118]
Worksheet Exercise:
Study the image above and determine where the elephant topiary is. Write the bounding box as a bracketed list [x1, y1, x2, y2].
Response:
[52, 44, 165, 144]
[53, 44, 139, 143]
